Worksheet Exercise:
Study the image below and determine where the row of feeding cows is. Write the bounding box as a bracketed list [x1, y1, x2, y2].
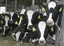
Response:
[0, 1, 63, 44]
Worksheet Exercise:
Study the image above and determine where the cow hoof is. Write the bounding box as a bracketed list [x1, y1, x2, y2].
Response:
[21, 41, 23, 43]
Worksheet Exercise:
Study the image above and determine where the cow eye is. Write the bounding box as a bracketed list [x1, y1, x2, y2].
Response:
[20, 16, 23, 20]
[14, 21, 18, 25]
[1, 20, 3, 24]
[42, 7, 46, 12]
[59, 7, 62, 12]
[38, 15, 41, 19]
[32, 27, 36, 32]
[51, 27, 54, 32]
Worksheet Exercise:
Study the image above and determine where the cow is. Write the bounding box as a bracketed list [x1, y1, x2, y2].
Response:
[9, 12, 20, 32]
[0, 14, 5, 33]
[11, 9, 28, 41]
[45, 1, 63, 40]
[22, 12, 48, 43]
[2, 13, 10, 36]
[12, 14, 28, 41]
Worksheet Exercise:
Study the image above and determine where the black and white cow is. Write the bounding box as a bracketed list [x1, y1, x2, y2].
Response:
[45, 1, 63, 40]
[9, 12, 20, 32]
[11, 9, 28, 41]
[2, 13, 10, 36]
[0, 14, 5, 33]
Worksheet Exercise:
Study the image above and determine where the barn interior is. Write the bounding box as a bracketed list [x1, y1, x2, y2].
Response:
[0, 0, 64, 46]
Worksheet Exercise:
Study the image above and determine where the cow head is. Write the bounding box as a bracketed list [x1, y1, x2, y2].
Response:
[9, 12, 14, 23]
[38, 21, 46, 44]
[26, 10, 34, 30]
[4, 14, 10, 29]
[46, 1, 63, 26]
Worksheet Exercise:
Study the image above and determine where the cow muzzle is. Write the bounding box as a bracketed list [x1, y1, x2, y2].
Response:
[46, 19, 54, 26]
[39, 38, 46, 44]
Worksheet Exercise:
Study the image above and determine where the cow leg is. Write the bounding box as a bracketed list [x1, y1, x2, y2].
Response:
[3, 27, 5, 35]
[51, 35, 56, 41]
[16, 32, 21, 41]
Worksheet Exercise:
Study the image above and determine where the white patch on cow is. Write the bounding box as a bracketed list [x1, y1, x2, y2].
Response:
[5, 17, 9, 26]
[47, 13, 54, 26]
[16, 32, 21, 41]
[12, 33, 16, 40]
[48, 1, 56, 10]
[10, 12, 14, 21]
[27, 10, 34, 27]
[38, 21, 46, 44]
[43, 12, 47, 16]
[51, 35, 56, 40]
[20, 9, 26, 14]
[22, 32, 29, 39]
[18, 19, 21, 26]
[32, 38, 39, 43]
[3, 26, 6, 35]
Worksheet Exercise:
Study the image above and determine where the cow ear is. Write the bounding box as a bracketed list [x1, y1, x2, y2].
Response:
[1, 20, 3, 24]
[59, 6, 63, 12]
[38, 15, 41, 19]
[42, 7, 46, 12]
[51, 27, 54, 32]
[20, 16, 23, 20]
[32, 27, 36, 32]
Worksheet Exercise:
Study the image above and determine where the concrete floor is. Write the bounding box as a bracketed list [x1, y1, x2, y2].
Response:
[0, 33, 54, 46]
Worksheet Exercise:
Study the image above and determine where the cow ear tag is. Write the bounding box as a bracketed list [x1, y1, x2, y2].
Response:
[51, 27, 54, 32]
[18, 15, 20, 18]
[20, 16, 23, 20]
[15, 21, 18, 25]
[32, 27, 36, 32]
[1, 20, 3, 24]
[38, 15, 41, 19]
[0, 27, 2, 29]
[59, 7, 62, 12]
[42, 7, 46, 12]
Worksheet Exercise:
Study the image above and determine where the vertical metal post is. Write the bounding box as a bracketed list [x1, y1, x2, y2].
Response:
[32, 0, 35, 6]
[15, 0, 17, 11]
[6, 0, 7, 11]
[47, 0, 50, 4]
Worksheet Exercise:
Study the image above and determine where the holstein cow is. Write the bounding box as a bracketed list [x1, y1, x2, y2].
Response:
[46, 1, 63, 40]
[11, 9, 28, 41]
[2, 13, 10, 36]
[0, 14, 5, 33]
[12, 14, 28, 41]
[9, 12, 20, 33]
